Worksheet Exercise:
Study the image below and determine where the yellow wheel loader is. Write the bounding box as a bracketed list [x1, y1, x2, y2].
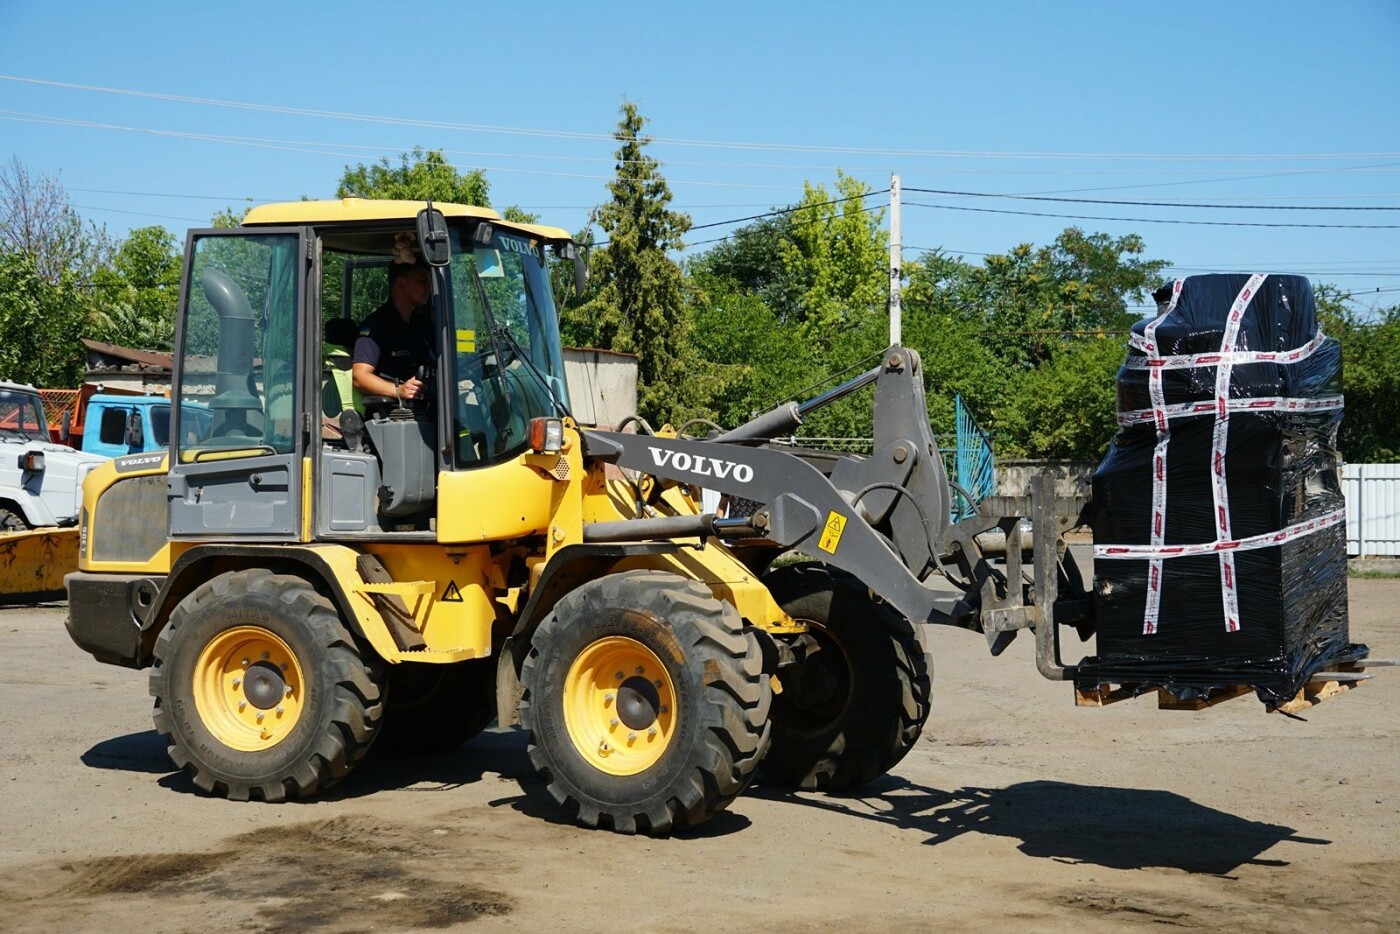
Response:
[64, 199, 1368, 835]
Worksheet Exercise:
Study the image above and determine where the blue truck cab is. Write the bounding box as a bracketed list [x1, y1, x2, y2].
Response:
[81, 395, 212, 458]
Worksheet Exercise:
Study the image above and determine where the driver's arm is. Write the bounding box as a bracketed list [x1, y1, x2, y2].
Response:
[351, 364, 423, 402]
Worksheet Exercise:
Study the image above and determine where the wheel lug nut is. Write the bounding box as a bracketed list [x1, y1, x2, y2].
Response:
[260, 652, 269, 661]
[634, 666, 644, 675]
[241, 658, 250, 667]
[658, 705, 668, 714]
[232, 677, 241, 688]
[238, 700, 246, 711]
[627, 731, 637, 742]
[653, 679, 663, 689]
[648, 726, 657, 738]
[604, 693, 615, 703]
[284, 685, 292, 696]
[256, 712, 264, 722]
[614, 671, 624, 681]
[609, 718, 619, 728]
[275, 706, 285, 715]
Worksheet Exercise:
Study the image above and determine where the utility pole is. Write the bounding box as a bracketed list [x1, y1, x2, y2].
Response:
[888, 173, 902, 346]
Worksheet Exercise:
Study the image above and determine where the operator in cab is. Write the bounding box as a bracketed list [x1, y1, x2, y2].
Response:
[351, 257, 435, 405]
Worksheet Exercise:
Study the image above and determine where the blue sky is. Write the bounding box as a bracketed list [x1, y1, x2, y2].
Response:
[2, 0, 1397, 312]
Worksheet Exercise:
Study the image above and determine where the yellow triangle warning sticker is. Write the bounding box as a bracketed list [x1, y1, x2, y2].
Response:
[818, 511, 847, 554]
[441, 580, 463, 602]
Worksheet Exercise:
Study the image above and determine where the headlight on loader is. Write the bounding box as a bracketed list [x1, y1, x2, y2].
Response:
[529, 417, 563, 455]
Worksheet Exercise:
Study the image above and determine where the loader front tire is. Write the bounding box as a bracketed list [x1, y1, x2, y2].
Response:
[150, 570, 386, 801]
[519, 570, 772, 835]
[760, 564, 932, 791]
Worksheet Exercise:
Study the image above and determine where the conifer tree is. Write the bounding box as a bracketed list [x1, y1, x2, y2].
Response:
[565, 103, 698, 426]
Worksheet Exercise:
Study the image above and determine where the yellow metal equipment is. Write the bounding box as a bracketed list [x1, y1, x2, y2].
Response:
[64, 198, 947, 833]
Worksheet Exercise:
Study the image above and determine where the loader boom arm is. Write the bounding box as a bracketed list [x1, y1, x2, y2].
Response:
[582, 347, 976, 631]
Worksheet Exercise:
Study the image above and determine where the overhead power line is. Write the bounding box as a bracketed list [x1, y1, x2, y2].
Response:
[0, 111, 809, 193]
[7, 74, 1400, 162]
[904, 187, 1400, 211]
[599, 189, 888, 247]
[903, 202, 1400, 230]
[687, 190, 887, 233]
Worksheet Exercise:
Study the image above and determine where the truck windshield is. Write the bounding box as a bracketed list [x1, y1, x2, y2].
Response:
[0, 391, 44, 440]
[447, 224, 571, 466]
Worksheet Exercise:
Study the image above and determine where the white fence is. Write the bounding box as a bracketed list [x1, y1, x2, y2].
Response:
[1344, 463, 1400, 557]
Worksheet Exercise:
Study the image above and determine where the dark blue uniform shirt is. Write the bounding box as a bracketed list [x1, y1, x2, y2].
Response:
[352, 302, 436, 384]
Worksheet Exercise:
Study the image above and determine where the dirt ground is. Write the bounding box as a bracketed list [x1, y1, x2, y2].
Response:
[1, 563, 1396, 932]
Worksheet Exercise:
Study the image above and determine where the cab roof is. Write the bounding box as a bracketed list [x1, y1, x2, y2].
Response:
[241, 199, 573, 242]
[243, 198, 500, 226]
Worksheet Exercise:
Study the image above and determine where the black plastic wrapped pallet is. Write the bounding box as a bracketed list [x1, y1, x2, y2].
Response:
[1083, 274, 1364, 706]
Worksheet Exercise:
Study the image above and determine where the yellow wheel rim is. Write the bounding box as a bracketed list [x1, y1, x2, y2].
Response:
[193, 626, 305, 751]
[563, 636, 675, 776]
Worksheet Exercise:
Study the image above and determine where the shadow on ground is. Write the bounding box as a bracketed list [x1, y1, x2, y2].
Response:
[81, 725, 540, 800]
[749, 775, 1327, 875]
[82, 726, 752, 837]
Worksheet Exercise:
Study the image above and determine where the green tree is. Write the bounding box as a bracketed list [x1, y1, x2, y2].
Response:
[945, 229, 1165, 369]
[211, 206, 249, 228]
[993, 335, 1127, 458]
[1315, 285, 1400, 462]
[87, 226, 182, 351]
[0, 157, 112, 283]
[0, 252, 88, 386]
[688, 213, 805, 320]
[335, 148, 537, 223]
[780, 172, 888, 344]
[903, 229, 1168, 458]
[563, 102, 699, 426]
[684, 174, 890, 439]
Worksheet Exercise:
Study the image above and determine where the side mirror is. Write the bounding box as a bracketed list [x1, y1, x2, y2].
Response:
[550, 241, 588, 302]
[60, 409, 72, 444]
[125, 408, 144, 450]
[417, 201, 451, 267]
[573, 249, 588, 300]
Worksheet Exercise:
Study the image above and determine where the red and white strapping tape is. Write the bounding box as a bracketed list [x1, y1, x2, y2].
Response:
[1208, 273, 1268, 632]
[1094, 508, 1345, 560]
[1123, 329, 1328, 371]
[1111, 274, 1338, 636]
[1141, 278, 1183, 635]
[1115, 395, 1343, 428]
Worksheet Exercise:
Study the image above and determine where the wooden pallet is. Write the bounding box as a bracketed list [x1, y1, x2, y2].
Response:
[1073, 661, 1382, 712]
[1271, 663, 1372, 715]
[1074, 681, 1254, 709]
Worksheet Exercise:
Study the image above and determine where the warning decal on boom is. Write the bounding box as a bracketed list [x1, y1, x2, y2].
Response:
[818, 511, 847, 554]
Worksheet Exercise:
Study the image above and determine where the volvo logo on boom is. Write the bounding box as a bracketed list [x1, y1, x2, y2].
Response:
[648, 447, 754, 483]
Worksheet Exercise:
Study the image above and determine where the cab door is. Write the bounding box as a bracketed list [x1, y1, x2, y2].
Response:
[167, 228, 311, 539]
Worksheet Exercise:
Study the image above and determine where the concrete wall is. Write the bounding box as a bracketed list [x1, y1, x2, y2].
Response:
[563, 348, 638, 430]
[994, 459, 1096, 498]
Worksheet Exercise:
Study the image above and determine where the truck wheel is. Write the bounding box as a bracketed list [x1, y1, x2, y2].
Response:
[378, 659, 496, 754]
[519, 570, 772, 834]
[0, 506, 30, 531]
[759, 564, 932, 791]
[150, 570, 386, 801]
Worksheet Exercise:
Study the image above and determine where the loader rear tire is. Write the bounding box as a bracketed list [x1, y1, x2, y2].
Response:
[150, 570, 386, 801]
[378, 658, 496, 754]
[759, 564, 932, 791]
[519, 570, 772, 835]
